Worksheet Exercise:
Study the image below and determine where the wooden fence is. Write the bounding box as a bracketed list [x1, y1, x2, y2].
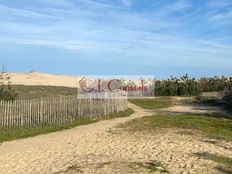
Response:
[0, 91, 128, 128]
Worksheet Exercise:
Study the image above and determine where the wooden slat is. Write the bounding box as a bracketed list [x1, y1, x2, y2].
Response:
[0, 92, 128, 128]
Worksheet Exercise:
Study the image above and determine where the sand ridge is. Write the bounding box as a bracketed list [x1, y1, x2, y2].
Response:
[9, 72, 78, 88]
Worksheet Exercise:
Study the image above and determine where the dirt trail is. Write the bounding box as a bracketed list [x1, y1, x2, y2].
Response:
[0, 103, 231, 174]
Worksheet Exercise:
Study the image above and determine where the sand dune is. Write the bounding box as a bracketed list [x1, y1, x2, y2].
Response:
[9, 72, 78, 88]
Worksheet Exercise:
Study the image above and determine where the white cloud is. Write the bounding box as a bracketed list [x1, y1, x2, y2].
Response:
[0, 4, 54, 18]
[164, 0, 191, 13]
[207, 0, 231, 8]
[210, 10, 232, 25]
[121, 0, 132, 7]
[35, 0, 74, 8]
[79, 0, 126, 10]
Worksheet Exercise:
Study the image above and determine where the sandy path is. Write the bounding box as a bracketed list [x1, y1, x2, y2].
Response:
[0, 103, 153, 174]
[0, 103, 231, 174]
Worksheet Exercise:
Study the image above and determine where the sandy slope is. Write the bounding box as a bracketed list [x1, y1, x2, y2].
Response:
[0, 103, 231, 174]
[8, 72, 153, 89]
[9, 72, 78, 87]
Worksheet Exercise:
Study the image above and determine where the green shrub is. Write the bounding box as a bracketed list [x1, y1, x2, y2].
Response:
[222, 85, 232, 109]
[155, 74, 203, 96]
[0, 69, 17, 101]
[199, 76, 231, 92]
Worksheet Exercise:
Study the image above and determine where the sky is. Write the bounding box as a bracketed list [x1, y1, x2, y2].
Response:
[0, 0, 232, 78]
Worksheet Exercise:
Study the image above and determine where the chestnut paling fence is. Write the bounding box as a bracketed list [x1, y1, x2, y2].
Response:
[0, 91, 128, 128]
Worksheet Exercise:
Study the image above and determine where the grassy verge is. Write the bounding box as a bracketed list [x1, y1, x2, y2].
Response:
[119, 113, 232, 141]
[0, 108, 134, 143]
[129, 97, 172, 109]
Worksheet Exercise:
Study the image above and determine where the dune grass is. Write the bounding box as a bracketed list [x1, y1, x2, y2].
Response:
[195, 152, 232, 173]
[129, 97, 172, 109]
[12, 85, 77, 99]
[119, 113, 232, 141]
[0, 108, 134, 143]
[131, 160, 170, 173]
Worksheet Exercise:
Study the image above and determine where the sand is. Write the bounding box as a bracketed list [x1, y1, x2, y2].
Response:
[9, 72, 78, 88]
[0, 102, 231, 174]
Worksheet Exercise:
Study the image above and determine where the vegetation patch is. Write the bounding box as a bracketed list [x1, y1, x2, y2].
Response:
[189, 92, 232, 113]
[131, 160, 169, 173]
[118, 113, 232, 141]
[54, 164, 83, 174]
[0, 108, 134, 143]
[221, 85, 232, 110]
[195, 152, 232, 173]
[91, 160, 169, 173]
[155, 75, 232, 97]
[0, 70, 17, 101]
[192, 95, 223, 106]
[11, 85, 77, 99]
[155, 74, 203, 96]
[129, 97, 172, 109]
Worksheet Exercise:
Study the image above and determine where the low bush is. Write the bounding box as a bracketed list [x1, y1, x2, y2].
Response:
[0, 69, 17, 101]
[222, 85, 232, 109]
[199, 76, 231, 92]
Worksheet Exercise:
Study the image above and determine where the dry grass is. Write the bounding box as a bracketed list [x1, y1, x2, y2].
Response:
[12, 85, 77, 99]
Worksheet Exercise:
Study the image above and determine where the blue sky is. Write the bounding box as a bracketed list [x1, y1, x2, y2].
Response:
[0, 0, 232, 78]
